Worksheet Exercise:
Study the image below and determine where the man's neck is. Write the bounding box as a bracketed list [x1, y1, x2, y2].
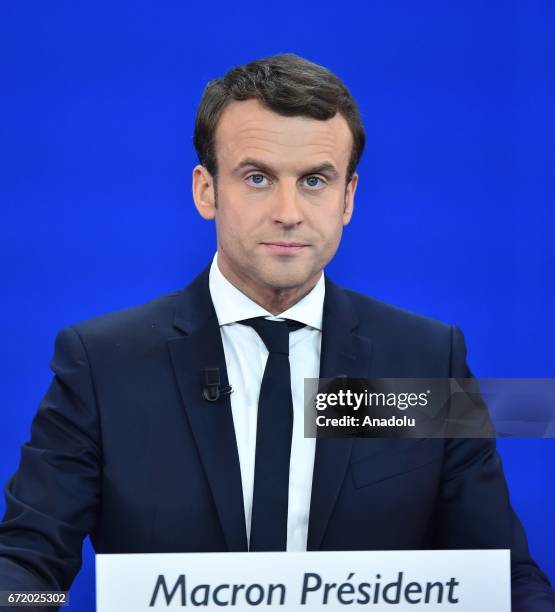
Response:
[216, 258, 321, 316]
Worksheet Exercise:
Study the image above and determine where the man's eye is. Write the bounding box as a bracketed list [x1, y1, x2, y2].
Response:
[245, 174, 270, 187]
[303, 176, 325, 189]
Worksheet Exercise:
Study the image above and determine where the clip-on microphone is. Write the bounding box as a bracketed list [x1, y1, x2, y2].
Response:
[202, 367, 233, 402]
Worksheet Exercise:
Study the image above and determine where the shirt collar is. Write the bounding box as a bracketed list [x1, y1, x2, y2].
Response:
[209, 252, 324, 331]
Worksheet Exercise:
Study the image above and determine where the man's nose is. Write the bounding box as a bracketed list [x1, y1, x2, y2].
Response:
[271, 181, 303, 227]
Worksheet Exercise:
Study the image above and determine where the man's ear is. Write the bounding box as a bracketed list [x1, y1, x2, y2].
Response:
[343, 172, 358, 225]
[192, 165, 216, 220]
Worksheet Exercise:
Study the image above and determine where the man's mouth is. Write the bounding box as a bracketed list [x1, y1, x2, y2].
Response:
[261, 242, 308, 255]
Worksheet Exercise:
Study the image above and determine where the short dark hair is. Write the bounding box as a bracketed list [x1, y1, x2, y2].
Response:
[193, 54, 365, 183]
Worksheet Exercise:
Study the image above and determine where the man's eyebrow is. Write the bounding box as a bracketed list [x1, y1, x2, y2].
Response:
[232, 158, 276, 177]
[231, 158, 340, 180]
[303, 163, 339, 179]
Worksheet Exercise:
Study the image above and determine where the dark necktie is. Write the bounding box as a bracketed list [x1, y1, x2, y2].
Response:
[239, 317, 305, 551]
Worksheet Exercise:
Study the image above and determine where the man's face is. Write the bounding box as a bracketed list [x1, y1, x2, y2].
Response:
[193, 99, 357, 309]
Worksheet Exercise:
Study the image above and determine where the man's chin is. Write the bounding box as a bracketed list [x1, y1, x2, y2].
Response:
[258, 269, 319, 293]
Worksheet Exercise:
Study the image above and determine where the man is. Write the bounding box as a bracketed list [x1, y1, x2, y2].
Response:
[1, 54, 554, 610]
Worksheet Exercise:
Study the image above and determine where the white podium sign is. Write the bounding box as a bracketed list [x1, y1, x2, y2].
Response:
[96, 549, 510, 611]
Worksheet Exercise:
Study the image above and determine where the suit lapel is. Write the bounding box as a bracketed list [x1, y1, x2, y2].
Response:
[167, 266, 247, 552]
[307, 277, 374, 550]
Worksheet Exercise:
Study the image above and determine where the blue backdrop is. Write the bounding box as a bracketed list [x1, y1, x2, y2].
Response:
[1, 2, 554, 609]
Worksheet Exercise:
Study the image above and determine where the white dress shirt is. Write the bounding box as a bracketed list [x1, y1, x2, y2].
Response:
[208, 252, 323, 551]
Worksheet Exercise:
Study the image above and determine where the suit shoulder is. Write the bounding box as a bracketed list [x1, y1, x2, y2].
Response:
[68, 290, 183, 343]
[337, 286, 462, 375]
[342, 286, 454, 344]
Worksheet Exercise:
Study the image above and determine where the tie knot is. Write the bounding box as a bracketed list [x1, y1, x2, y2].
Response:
[239, 317, 304, 355]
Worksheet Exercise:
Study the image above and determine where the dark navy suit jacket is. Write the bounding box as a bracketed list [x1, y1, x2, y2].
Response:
[1, 265, 554, 610]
